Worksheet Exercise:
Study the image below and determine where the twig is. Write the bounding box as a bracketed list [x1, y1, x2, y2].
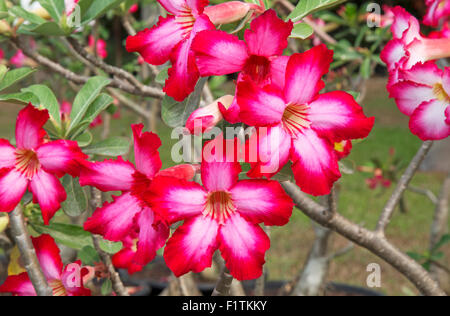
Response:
[9, 204, 53, 296]
[212, 266, 234, 296]
[408, 185, 439, 205]
[376, 141, 433, 234]
[281, 181, 446, 296]
[90, 188, 129, 296]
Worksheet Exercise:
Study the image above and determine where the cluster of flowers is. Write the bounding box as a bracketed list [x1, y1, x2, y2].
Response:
[381, 5, 450, 140]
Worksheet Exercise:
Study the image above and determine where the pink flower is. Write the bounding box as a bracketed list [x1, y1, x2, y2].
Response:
[389, 62, 450, 140]
[128, 4, 138, 14]
[204, 1, 264, 25]
[65, 0, 80, 16]
[148, 137, 294, 280]
[428, 22, 450, 38]
[126, 0, 215, 101]
[0, 234, 91, 296]
[236, 45, 374, 196]
[0, 48, 4, 61]
[334, 140, 352, 160]
[0, 104, 87, 224]
[423, 0, 450, 27]
[81, 124, 198, 271]
[89, 115, 103, 128]
[60, 101, 72, 123]
[88, 36, 108, 59]
[10, 50, 26, 68]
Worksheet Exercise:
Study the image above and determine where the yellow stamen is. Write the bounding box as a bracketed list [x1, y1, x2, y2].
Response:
[14, 149, 40, 179]
[433, 83, 450, 103]
[48, 279, 67, 296]
[282, 104, 311, 137]
[203, 191, 235, 225]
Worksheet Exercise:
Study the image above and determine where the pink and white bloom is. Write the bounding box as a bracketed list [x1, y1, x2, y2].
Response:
[149, 139, 294, 280]
[126, 0, 215, 101]
[389, 62, 450, 140]
[0, 104, 87, 224]
[204, 1, 264, 25]
[0, 234, 91, 296]
[88, 36, 108, 59]
[236, 45, 374, 196]
[427, 21, 450, 38]
[423, 0, 450, 27]
[81, 124, 198, 271]
[10, 50, 26, 68]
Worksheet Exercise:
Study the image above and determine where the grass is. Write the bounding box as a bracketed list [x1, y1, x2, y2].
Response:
[0, 77, 448, 296]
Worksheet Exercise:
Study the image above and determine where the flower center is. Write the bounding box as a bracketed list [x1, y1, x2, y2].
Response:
[203, 191, 235, 224]
[243, 55, 271, 84]
[14, 149, 40, 179]
[175, 8, 196, 37]
[48, 279, 67, 296]
[282, 104, 311, 137]
[433, 83, 450, 103]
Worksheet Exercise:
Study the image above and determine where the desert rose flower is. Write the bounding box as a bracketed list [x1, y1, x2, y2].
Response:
[0, 234, 91, 296]
[10, 50, 26, 68]
[389, 62, 450, 140]
[126, 0, 214, 101]
[128, 4, 138, 14]
[0, 104, 87, 224]
[81, 124, 198, 271]
[88, 35, 108, 59]
[204, 1, 264, 25]
[423, 0, 450, 27]
[427, 22, 450, 38]
[236, 45, 374, 196]
[148, 136, 294, 280]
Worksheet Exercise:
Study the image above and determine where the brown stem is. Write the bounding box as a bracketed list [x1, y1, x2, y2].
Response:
[281, 181, 446, 296]
[376, 141, 433, 233]
[9, 205, 53, 296]
[212, 266, 233, 296]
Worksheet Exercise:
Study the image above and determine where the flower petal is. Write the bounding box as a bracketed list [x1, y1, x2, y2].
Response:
[148, 176, 206, 223]
[0, 273, 36, 296]
[164, 15, 214, 101]
[192, 30, 249, 76]
[15, 104, 49, 150]
[290, 129, 341, 196]
[132, 124, 162, 179]
[237, 79, 286, 127]
[0, 168, 29, 212]
[409, 99, 450, 140]
[269, 55, 289, 90]
[29, 169, 67, 225]
[186, 95, 233, 134]
[389, 81, 436, 116]
[126, 15, 185, 65]
[79, 157, 135, 192]
[308, 91, 375, 141]
[445, 106, 450, 125]
[391, 6, 414, 39]
[84, 192, 143, 242]
[112, 247, 144, 275]
[156, 164, 199, 181]
[134, 208, 169, 266]
[244, 9, 293, 57]
[284, 45, 333, 105]
[218, 212, 270, 281]
[32, 234, 63, 281]
[36, 140, 87, 177]
[246, 124, 291, 178]
[443, 67, 450, 96]
[164, 215, 219, 277]
[231, 179, 293, 226]
[398, 61, 443, 86]
[0, 139, 16, 169]
[380, 39, 406, 71]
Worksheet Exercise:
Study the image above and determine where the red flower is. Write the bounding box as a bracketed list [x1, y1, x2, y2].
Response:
[423, 0, 450, 27]
[236, 45, 374, 196]
[88, 36, 108, 59]
[0, 104, 87, 224]
[80, 124, 198, 272]
[0, 235, 91, 296]
[10, 50, 26, 68]
[149, 136, 293, 280]
[126, 0, 214, 101]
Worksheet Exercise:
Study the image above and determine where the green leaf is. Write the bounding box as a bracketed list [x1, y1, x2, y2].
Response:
[432, 234, 450, 253]
[290, 22, 314, 39]
[287, 0, 349, 22]
[60, 175, 88, 217]
[68, 76, 111, 134]
[0, 65, 8, 82]
[19, 21, 67, 36]
[81, 0, 123, 24]
[0, 67, 36, 92]
[83, 137, 130, 156]
[98, 239, 122, 254]
[38, 0, 65, 22]
[31, 222, 93, 250]
[74, 130, 93, 147]
[0, 92, 40, 105]
[101, 279, 112, 296]
[0, 0, 7, 12]
[77, 245, 100, 266]
[155, 67, 169, 85]
[9, 6, 47, 25]
[22, 84, 61, 126]
[360, 57, 371, 79]
[407, 251, 425, 262]
[161, 77, 207, 128]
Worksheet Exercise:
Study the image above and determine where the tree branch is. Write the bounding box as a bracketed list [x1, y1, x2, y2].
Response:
[281, 181, 446, 296]
[376, 141, 433, 233]
[9, 204, 53, 296]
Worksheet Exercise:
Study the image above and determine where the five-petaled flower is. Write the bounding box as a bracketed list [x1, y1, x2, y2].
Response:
[236, 45, 374, 196]
[0, 104, 87, 224]
[0, 234, 91, 296]
[80, 124, 198, 273]
[148, 136, 294, 280]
